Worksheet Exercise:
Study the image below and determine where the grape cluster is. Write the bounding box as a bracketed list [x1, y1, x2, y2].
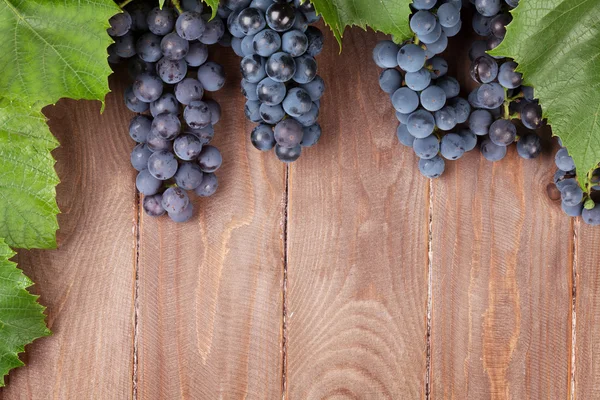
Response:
[224, 0, 325, 162]
[553, 146, 600, 225]
[467, 0, 544, 163]
[108, 0, 227, 223]
[374, 0, 476, 178]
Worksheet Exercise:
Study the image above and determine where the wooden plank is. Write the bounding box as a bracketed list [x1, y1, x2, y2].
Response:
[0, 77, 137, 398]
[574, 221, 600, 398]
[136, 51, 286, 398]
[286, 29, 430, 399]
[430, 146, 573, 399]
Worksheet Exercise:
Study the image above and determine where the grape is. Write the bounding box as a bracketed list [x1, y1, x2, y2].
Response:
[562, 201, 583, 217]
[282, 87, 312, 117]
[228, 11, 246, 38]
[266, 3, 296, 31]
[131, 144, 153, 171]
[241, 79, 259, 100]
[251, 124, 276, 151]
[410, 11, 437, 36]
[150, 93, 179, 117]
[440, 133, 466, 160]
[198, 145, 223, 172]
[505, 0, 519, 7]
[477, 82, 505, 109]
[241, 54, 268, 83]
[185, 42, 209, 66]
[396, 111, 409, 124]
[413, 135, 440, 159]
[133, 73, 163, 102]
[303, 8, 320, 24]
[114, 33, 137, 58]
[125, 86, 149, 112]
[498, 61, 522, 89]
[107, 44, 121, 64]
[373, 41, 400, 69]
[175, 78, 204, 105]
[397, 124, 415, 147]
[521, 86, 535, 101]
[147, 7, 176, 35]
[187, 125, 215, 144]
[175, 11, 205, 41]
[472, 13, 491, 36]
[436, 76, 460, 99]
[301, 124, 321, 147]
[224, 0, 253, 11]
[470, 55, 498, 84]
[405, 68, 431, 91]
[469, 109, 493, 136]
[197, 62, 226, 92]
[148, 150, 178, 180]
[300, 75, 325, 101]
[161, 187, 190, 214]
[245, 100, 263, 122]
[293, 55, 317, 84]
[253, 29, 282, 57]
[275, 144, 302, 162]
[434, 106, 457, 131]
[152, 113, 181, 140]
[420, 85, 447, 112]
[239, 7, 267, 35]
[294, 103, 319, 126]
[468, 88, 484, 109]
[390, 87, 418, 114]
[407, 109, 435, 138]
[146, 131, 174, 152]
[168, 201, 194, 223]
[480, 138, 507, 161]
[469, 40, 488, 61]
[489, 119, 516, 146]
[274, 119, 303, 148]
[294, 0, 315, 13]
[174, 162, 204, 190]
[427, 56, 448, 79]
[412, 0, 436, 10]
[554, 170, 577, 191]
[136, 169, 162, 195]
[555, 148, 575, 171]
[397, 44, 426, 73]
[199, 17, 226, 45]
[194, 173, 219, 197]
[459, 129, 478, 151]
[293, 10, 309, 32]
[128, 58, 155, 79]
[487, 35, 503, 53]
[231, 37, 244, 57]
[173, 134, 203, 161]
[379, 69, 402, 94]
[182, 0, 204, 13]
[426, 33, 448, 55]
[206, 100, 221, 125]
[266, 52, 296, 82]
[127, 2, 151, 32]
[136, 33, 162, 62]
[143, 193, 166, 217]
[475, 0, 502, 17]
[419, 155, 445, 178]
[490, 13, 511, 39]
[129, 115, 152, 143]
[521, 102, 543, 129]
[241, 34, 257, 56]
[561, 183, 584, 207]
[161, 32, 189, 61]
[184, 100, 212, 130]
[305, 26, 324, 57]
[157, 58, 188, 84]
[257, 77, 287, 105]
[583, 203, 600, 226]
[437, 3, 460, 28]
[282, 30, 308, 57]
[449, 98, 471, 124]
[516, 134, 542, 159]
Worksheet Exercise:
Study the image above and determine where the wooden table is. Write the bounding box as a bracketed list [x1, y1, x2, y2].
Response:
[1, 26, 599, 400]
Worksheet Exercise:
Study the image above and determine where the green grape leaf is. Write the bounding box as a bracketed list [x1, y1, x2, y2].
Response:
[490, 0, 600, 188]
[0, 0, 119, 107]
[205, 0, 219, 18]
[0, 238, 51, 386]
[309, 0, 413, 46]
[0, 99, 60, 250]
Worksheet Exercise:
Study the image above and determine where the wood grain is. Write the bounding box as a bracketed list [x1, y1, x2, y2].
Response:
[430, 145, 574, 399]
[136, 50, 286, 399]
[574, 221, 600, 399]
[0, 76, 137, 399]
[286, 28, 430, 399]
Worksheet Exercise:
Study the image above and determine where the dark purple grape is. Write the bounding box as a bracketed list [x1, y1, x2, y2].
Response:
[194, 173, 218, 197]
[470, 55, 498, 84]
[124, 86, 149, 113]
[151, 113, 181, 140]
[136, 33, 162, 62]
[266, 52, 296, 82]
[265, 3, 296, 32]
[175, 11, 206, 40]
[162, 187, 190, 214]
[251, 124, 276, 151]
[147, 7, 176, 35]
[143, 193, 166, 217]
[129, 115, 152, 143]
[174, 162, 204, 190]
[161, 32, 190, 60]
[238, 7, 266, 35]
[197, 145, 223, 172]
[157, 57, 188, 84]
[184, 101, 212, 129]
[150, 93, 179, 117]
[175, 78, 204, 105]
[274, 119, 303, 148]
[114, 32, 137, 58]
[133, 73, 163, 102]
[305, 26, 323, 57]
[173, 134, 204, 160]
[108, 11, 132, 37]
[521, 102, 544, 129]
[275, 144, 301, 162]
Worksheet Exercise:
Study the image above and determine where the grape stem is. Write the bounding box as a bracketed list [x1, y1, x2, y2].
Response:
[117, 0, 134, 8]
[171, 0, 183, 13]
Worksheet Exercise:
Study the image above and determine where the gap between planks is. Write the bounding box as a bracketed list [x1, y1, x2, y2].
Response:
[281, 164, 290, 400]
[132, 190, 141, 400]
[425, 179, 433, 400]
[571, 219, 578, 400]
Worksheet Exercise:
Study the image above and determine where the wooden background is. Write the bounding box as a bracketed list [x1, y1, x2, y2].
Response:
[1, 23, 600, 400]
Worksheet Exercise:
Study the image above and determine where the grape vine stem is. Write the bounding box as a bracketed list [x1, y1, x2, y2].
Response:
[118, 0, 134, 9]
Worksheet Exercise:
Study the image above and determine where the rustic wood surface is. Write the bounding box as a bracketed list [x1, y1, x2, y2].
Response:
[1, 24, 600, 400]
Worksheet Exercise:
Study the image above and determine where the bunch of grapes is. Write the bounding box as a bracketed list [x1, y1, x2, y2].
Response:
[467, 0, 544, 162]
[374, 0, 475, 179]
[553, 147, 600, 225]
[107, 0, 228, 223]
[224, 0, 325, 163]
